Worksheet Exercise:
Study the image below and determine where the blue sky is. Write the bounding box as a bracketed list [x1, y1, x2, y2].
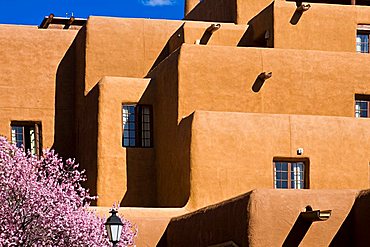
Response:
[0, 0, 185, 25]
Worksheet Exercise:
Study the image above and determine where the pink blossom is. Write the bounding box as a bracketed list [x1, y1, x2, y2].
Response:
[0, 136, 137, 246]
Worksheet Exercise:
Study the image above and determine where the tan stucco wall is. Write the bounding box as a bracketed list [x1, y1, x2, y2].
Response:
[184, 0, 274, 24]
[0, 24, 77, 149]
[185, 1, 370, 53]
[274, 2, 357, 52]
[145, 50, 192, 207]
[236, 0, 275, 24]
[185, 0, 237, 23]
[186, 111, 370, 209]
[92, 206, 188, 247]
[92, 76, 155, 206]
[162, 189, 359, 246]
[177, 44, 370, 121]
[145, 43, 370, 207]
[248, 190, 359, 247]
[167, 21, 246, 52]
[83, 17, 183, 94]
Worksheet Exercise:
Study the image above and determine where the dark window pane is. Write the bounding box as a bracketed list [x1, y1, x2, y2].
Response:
[281, 162, 288, 171]
[276, 181, 282, 189]
[355, 98, 370, 118]
[281, 181, 288, 189]
[275, 162, 281, 170]
[11, 123, 41, 155]
[122, 104, 152, 148]
[357, 34, 369, 53]
[274, 161, 307, 189]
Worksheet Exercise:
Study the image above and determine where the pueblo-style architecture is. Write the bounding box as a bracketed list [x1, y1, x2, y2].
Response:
[1, 0, 370, 246]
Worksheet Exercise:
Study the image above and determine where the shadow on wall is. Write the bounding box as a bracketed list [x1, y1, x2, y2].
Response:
[53, 36, 76, 159]
[147, 49, 190, 208]
[282, 213, 313, 246]
[54, 27, 99, 202]
[80, 84, 99, 204]
[121, 111, 193, 207]
[121, 82, 156, 207]
[121, 148, 155, 207]
[330, 190, 370, 246]
[290, 10, 303, 25]
[149, 24, 184, 73]
[54, 23, 192, 208]
[238, 2, 274, 48]
[252, 72, 272, 93]
[156, 192, 251, 247]
[184, 0, 237, 23]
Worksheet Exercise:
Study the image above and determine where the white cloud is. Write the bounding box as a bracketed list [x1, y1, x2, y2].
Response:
[141, 0, 176, 6]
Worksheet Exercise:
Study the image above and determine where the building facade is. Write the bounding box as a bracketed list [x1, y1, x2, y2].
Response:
[1, 0, 370, 245]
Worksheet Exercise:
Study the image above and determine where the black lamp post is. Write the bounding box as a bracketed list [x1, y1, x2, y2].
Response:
[105, 209, 124, 247]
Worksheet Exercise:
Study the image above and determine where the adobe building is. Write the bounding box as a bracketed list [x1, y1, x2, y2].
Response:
[1, 0, 370, 245]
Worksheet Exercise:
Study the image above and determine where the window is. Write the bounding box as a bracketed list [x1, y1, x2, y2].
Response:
[122, 104, 152, 147]
[355, 95, 370, 118]
[357, 32, 369, 53]
[356, 25, 370, 53]
[273, 160, 308, 189]
[11, 122, 42, 155]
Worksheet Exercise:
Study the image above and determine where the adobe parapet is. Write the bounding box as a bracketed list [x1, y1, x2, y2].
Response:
[185, 0, 370, 53]
[185, 0, 370, 23]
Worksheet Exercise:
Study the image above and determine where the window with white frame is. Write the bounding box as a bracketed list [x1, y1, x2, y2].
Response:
[357, 25, 370, 53]
[11, 121, 42, 155]
[122, 104, 152, 147]
[355, 94, 370, 118]
[273, 160, 308, 189]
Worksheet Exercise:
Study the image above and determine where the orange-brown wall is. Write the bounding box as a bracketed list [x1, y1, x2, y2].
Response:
[147, 43, 370, 207]
[185, 0, 237, 23]
[177, 44, 370, 120]
[184, 0, 274, 24]
[83, 17, 183, 94]
[75, 17, 184, 206]
[236, 0, 275, 24]
[187, 111, 370, 208]
[185, 0, 370, 53]
[0, 25, 77, 152]
[95, 76, 155, 206]
[145, 50, 192, 207]
[274, 2, 361, 52]
[163, 189, 359, 246]
[93, 206, 188, 247]
[167, 22, 246, 52]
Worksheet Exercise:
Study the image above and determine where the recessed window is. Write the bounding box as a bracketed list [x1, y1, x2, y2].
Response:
[273, 160, 308, 189]
[11, 121, 42, 155]
[122, 104, 153, 148]
[356, 25, 370, 53]
[355, 94, 370, 118]
[357, 32, 369, 53]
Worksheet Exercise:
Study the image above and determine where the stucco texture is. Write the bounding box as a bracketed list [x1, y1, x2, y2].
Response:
[185, 111, 370, 209]
[0, 25, 77, 149]
[162, 189, 360, 247]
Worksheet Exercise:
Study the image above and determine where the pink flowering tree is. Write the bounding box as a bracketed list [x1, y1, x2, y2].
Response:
[0, 136, 136, 246]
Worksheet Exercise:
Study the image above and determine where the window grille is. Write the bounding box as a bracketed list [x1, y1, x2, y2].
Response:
[11, 122, 42, 155]
[122, 104, 153, 147]
[273, 160, 308, 189]
[355, 95, 370, 118]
